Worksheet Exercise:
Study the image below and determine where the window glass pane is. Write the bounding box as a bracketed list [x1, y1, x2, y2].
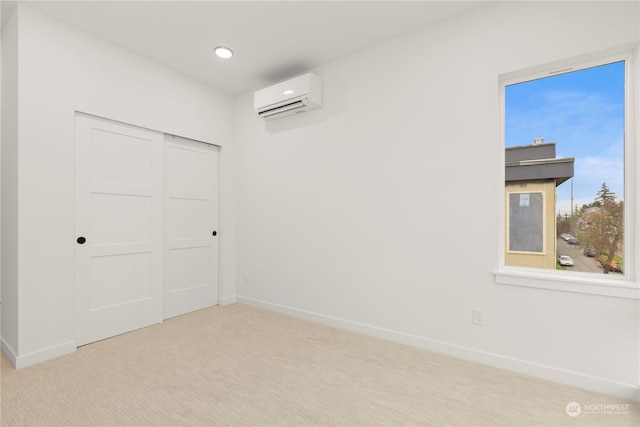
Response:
[505, 61, 625, 274]
[509, 193, 543, 252]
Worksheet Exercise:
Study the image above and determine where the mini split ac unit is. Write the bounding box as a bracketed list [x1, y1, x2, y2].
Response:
[254, 73, 323, 120]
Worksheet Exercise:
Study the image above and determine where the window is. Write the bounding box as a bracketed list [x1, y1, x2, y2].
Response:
[508, 192, 544, 253]
[496, 49, 638, 298]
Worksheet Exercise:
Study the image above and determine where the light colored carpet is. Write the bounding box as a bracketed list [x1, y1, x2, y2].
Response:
[1, 303, 637, 426]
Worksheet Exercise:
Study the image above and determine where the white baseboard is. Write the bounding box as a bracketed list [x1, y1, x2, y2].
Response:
[2, 340, 76, 369]
[237, 296, 640, 403]
[1, 337, 19, 367]
[219, 295, 237, 306]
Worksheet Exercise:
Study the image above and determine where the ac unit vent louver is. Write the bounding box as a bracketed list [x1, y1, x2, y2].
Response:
[258, 99, 308, 119]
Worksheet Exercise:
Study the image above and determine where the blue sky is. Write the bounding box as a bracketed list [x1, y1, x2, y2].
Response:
[505, 61, 625, 215]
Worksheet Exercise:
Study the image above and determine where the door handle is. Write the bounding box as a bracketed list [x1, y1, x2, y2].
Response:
[77, 237, 86, 244]
[212, 231, 217, 236]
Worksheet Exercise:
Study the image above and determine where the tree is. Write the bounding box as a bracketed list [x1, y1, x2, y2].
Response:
[596, 182, 616, 206]
[557, 213, 572, 236]
[582, 183, 623, 273]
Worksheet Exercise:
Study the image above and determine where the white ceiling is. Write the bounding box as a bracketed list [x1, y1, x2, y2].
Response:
[5, 1, 489, 95]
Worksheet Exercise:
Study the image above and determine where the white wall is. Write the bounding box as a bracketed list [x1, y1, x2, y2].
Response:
[1, 6, 20, 355]
[235, 1, 640, 400]
[1, 4, 236, 367]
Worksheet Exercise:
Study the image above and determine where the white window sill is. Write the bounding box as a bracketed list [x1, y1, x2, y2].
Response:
[494, 268, 640, 299]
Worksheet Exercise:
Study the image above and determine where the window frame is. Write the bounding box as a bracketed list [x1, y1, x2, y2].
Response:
[495, 46, 639, 300]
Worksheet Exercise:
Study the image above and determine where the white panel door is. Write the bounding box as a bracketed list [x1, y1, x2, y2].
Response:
[75, 114, 164, 346]
[164, 135, 219, 319]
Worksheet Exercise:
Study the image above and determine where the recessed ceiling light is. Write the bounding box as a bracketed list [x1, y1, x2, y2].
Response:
[283, 90, 294, 95]
[214, 46, 233, 59]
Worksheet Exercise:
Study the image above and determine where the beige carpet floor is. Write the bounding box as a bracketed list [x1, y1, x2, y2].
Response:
[1, 303, 638, 426]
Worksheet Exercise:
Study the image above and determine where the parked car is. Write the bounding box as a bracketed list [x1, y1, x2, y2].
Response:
[558, 255, 574, 266]
[567, 237, 579, 245]
[583, 247, 597, 257]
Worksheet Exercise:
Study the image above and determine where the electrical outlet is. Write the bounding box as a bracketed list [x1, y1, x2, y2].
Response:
[473, 308, 485, 326]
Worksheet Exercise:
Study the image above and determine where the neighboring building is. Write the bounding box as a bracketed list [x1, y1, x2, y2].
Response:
[505, 142, 574, 269]
[579, 206, 603, 231]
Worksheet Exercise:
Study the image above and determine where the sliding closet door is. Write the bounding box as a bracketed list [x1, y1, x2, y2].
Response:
[164, 135, 219, 319]
[75, 114, 164, 346]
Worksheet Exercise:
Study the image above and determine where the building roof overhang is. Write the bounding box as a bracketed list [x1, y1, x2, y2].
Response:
[505, 157, 575, 187]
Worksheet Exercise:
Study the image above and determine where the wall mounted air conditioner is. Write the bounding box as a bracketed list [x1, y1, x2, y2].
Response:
[254, 73, 323, 120]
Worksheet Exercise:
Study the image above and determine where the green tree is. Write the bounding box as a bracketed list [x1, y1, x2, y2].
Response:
[582, 183, 623, 273]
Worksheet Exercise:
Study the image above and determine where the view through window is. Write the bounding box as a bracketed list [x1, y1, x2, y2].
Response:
[504, 61, 625, 274]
